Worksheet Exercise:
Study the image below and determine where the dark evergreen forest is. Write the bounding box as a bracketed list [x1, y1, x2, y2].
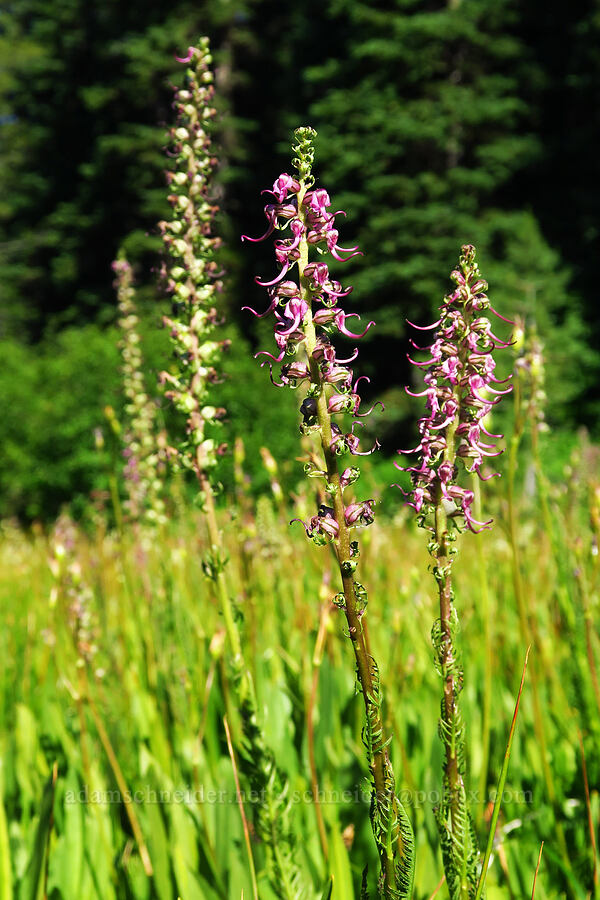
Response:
[1, 0, 599, 518]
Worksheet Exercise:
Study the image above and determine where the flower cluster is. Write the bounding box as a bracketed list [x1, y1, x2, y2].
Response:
[242, 127, 380, 543]
[49, 516, 98, 667]
[114, 258, 166, 526]
[513, 318, 549, 436]
[399, 244, 512, 532]
[159, 39, 228, 476]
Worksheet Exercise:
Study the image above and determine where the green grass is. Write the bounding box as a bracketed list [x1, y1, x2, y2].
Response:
[0, 448, 598, 899]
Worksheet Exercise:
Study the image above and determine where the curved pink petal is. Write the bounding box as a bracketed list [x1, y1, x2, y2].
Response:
[329, 248, 364, 263]
[335, 347, 359, 364]
[242, 297, 277, 318]
[259, 361, 285, 387]
[406, 318, 441, 331]
[407, 354, 436, 368]
[255, 260, 290, 287]
[254, 348, 286, 362]
[241, 223, 276, 243]
[337, 313, 375, 339]
[275, 312, 302, 336]
[477, 470, 501, 482]
[175, 47, 196, 63]
[356, 400, 384, 418]
[489, 306, 516, 325]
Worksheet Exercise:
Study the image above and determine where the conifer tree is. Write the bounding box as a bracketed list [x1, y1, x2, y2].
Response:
[304, 0, 589, 424]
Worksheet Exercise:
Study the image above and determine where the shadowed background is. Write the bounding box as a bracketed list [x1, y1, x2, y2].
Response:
[1, 0, 599, 518]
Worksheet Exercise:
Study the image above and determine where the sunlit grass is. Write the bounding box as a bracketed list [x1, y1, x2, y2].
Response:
[0, 448, 598, 898]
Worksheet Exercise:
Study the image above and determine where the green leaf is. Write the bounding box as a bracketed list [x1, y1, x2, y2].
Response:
[18, 766, 56, 900]
[475, 649, 529, 900]
[320, 876, 333, 899]
[49, 769, 83, 897]
[0, 791, 12, 900]
[329, 827, 354, 900]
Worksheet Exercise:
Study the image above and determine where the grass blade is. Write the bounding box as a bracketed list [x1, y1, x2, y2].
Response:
[531, 842, 544, 899]
[475, 646, 530, 900]
[578, 728, 599, 892]
[19, 764, 57, 900]
[0, 790, 12, 900]
[223, 715, 259, 900]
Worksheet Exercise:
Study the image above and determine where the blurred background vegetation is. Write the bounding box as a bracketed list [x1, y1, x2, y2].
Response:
[1, 0, 599, 520]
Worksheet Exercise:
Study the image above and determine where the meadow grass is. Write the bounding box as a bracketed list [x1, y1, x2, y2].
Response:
[0, 441, 598, 899]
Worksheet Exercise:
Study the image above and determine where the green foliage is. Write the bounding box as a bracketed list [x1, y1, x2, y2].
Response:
[0, 0, 239, 334]
[18, 769, 55, 900]
[1, 0, 599, 431]
[0, 327, 121, 519]
[305, 0, 539, 323]
[0, 448, 598, 897]
[0, 0, 599, 521]
[0, 313, 301, 520]
[302, 0, 597, 425]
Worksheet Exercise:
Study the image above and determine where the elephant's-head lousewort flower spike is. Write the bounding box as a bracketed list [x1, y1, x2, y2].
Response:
[398, 244, 513, 534]
[159, 43, 305, 900]
[113, 257, 167, 527]
[243, 127, 415, 899]
[398, 246, 512, 900]
[158, 39, 228, 487]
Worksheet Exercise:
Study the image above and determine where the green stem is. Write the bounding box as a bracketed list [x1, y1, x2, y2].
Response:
[433, 499, 469, 900]
[197, 469, 245, 690]
[87, 689, 154, 878]
[473, 476, 492, 822]
[475, 648, 530, 900]
[297, 183, 401, 896]
[196, 468, 299, 900]
[430, 306, 473, 899]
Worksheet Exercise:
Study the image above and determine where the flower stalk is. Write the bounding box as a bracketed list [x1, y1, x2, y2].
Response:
[399, 246, 513, 899]
[244, 126, 414, 898]
[159, 40, 302, 897]
[114, 257, 166, 527]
